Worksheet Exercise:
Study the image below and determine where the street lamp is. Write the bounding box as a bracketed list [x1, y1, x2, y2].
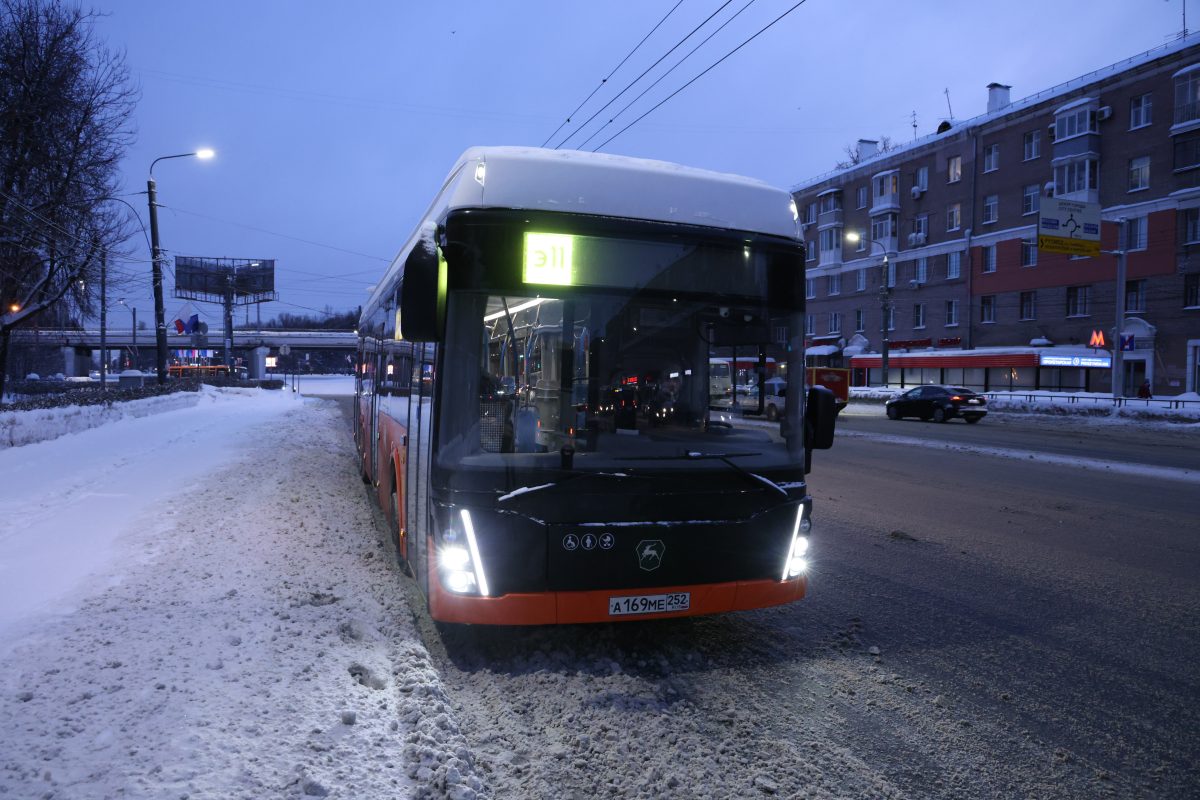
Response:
[116, 298, 137, 369]
[147, 148, 215, 384]
[846, 231, 894, 387]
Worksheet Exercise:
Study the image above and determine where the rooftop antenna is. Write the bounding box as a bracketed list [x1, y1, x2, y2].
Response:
[1168, 0, 1188, 39]
[944, 88, 954, 120]
[911, 110, 918, 140]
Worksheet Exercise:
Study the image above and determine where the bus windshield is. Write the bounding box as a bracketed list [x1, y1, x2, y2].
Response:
[436, 289, 805, 476]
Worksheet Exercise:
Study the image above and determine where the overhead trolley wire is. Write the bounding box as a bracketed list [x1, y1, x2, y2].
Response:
[574, 0, 760, 151]
[593, 0, 812, 152]
[540, 0, 686, 148]
[553, 0, 736, 150]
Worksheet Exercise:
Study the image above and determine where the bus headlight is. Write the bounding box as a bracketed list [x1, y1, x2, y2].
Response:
[782, 503, 811, 581]
[436, 509, 491, 597]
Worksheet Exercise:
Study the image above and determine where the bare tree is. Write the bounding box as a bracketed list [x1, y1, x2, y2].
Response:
[0, 0, 136, 397]
[834, 135, 900, 170]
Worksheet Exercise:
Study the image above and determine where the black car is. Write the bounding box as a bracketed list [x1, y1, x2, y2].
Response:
[885, 385, 987, 423]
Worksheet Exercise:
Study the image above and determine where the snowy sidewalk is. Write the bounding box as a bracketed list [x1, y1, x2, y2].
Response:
[0, 389, 481, 799]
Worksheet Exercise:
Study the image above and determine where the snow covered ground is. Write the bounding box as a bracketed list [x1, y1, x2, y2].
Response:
[0, 385, 478, 799]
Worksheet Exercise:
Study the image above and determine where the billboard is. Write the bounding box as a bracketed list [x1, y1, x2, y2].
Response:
[174, 257, 277, 304]
[1038, 198, 1101, 257]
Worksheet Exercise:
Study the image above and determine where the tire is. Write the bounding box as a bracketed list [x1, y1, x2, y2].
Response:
[965, 415, 981, 424]
[766, 404, 778, 422]
[933, 406, 947, 423]
[886, 405, 899, 420]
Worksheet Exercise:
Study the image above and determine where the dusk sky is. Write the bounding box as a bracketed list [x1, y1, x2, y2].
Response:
[92, 0, 1192, 329]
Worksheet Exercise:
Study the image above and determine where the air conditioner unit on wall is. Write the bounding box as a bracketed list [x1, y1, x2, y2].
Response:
[911, 186, 924, 199]
[1097, 105, 1112, 121]
[907, 232, 927, 246]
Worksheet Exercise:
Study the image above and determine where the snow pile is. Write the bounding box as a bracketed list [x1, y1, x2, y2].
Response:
[0, 388, 478, 799]
[848, 387, 1200, 421]
[0, 389, 204, 449]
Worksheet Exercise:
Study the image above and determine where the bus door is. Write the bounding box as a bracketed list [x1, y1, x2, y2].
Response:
[406, 351, 436, 596]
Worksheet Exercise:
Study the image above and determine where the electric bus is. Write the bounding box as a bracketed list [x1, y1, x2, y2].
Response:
[355, 146, 836, 625]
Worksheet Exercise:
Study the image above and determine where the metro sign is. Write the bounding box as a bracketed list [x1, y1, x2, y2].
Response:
[1089, 329, 1106, 348]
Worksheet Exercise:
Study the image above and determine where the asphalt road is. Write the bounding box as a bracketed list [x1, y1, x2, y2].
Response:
[326, 392, 1200, 797]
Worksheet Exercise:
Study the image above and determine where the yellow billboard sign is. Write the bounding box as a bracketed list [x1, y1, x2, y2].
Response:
[1038, 197, 1101, 257]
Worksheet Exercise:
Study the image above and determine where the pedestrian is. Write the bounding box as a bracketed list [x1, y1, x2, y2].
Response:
[1137, 379, 1152, 399]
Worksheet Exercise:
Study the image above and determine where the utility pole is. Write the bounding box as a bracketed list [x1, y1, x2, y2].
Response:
[1113, 218, 1127, 399]
[879, 254, 892, 387]
[99, 247, 107, 391]
[146, 175, 168, 384]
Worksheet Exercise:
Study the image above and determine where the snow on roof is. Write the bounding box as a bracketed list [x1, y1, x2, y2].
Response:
[794, 33, 1200, 191]
[366, 147, 800, 317]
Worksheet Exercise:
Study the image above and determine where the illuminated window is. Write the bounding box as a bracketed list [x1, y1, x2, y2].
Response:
[947, 155, 962, 183]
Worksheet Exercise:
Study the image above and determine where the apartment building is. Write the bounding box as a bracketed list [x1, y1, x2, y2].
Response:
[791, 34, 1200, 396]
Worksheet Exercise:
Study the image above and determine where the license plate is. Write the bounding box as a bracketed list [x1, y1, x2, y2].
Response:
[608, 592, 691, 616]
[967, 398, 980, 404]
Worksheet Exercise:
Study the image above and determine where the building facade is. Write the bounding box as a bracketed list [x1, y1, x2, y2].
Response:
[791, 35, 1200, 396]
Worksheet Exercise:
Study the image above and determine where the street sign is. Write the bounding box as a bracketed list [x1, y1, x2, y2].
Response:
[1120, 334, 1136, 351]
[1038, 197, 1101, 257]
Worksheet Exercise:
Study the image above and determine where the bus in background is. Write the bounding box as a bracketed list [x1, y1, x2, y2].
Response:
[355, 146, 837, 625]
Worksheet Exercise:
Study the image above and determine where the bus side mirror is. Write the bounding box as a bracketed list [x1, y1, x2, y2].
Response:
[805, 385, 836, 450]
[398, 237, 446, 342]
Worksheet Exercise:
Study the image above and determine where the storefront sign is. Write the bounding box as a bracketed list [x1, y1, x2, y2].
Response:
[1040, 353, 1112, 368]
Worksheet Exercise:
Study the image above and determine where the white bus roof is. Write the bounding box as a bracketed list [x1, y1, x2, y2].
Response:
[365, 147, 800, 318]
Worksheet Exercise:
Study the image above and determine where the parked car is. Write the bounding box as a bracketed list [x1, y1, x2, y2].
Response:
[760, 371, 850, 422]
[885, 385, 987, 423]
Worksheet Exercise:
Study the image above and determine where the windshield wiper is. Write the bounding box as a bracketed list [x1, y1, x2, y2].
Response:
[616, 451, 787, 498]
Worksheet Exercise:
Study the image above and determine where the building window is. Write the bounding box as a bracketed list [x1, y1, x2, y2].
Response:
[983, 194, 999, 224]
[1055, 106, 1097, 140]
[1020, 291, 1037, 320]
[829, 272, 842, 295]
[855, 308, 865, 332]
[983, 144, 999, 172]
[1130, 93, 1153, 129]
[804, 203, 817, 224]
[1185, 208, 1200, 244]
[913, 214, 929, 238]
[947, 155, 962, 183]
[828, 312, 841, 334]
[1175, 68, 1200, 126]
[886, 260, 896, 288]
[1054, 158, 1098, 195]
[1123, 217, 1147, 251]
[1129, 156, 1150, 192]
[855, 228, 867, 251]
[1022, 184, 1040, 215]
[947, 251, 962, 280]
[913, 303, 926, 329]
[1067, 285, 1091, 317]
[914, 166, 929, 191]
[872, 214, 897, 241]
[819, 227, 841, 256]
[806, 278, 816, 299]
[886, 305, 895, 332]
[981, 244, 997, 273]
[874, 172, 899, 201]
[806, 241, 816, 261]
[856, 268, 867, 292]
[1125, 279, 1146, 313]
[805, 314, 816, 336]
[1185, 273, 1200, 307]
[1023, 130, 1042, 160]
[947, 203, 961, 231]
[1021, 239, 1038, 267]
[945, 299, 959, 327]
[981, 295, 996, 323]
[1174, 133, 1200, 172]
[914, 257, 928, 283]
[856, 185, 868, 209]
[773, 325, 789, 345]
[818, 193, 841, 214]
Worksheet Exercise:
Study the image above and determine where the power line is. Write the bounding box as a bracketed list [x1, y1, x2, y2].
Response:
[540, 0, 686, 148]
[162, 205, 390, 262]
[576, 0, 760, 151]
[553, 0, 736, 150]
[594, 0, 812, 152]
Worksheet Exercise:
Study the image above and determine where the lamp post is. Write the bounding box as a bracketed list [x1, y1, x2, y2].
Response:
[846, 232, 894, 387]
[147, 148, 215, 384]
[117, 298, 136, 369]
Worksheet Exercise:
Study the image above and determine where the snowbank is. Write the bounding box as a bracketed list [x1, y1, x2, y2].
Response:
[0, 390, 204, 449]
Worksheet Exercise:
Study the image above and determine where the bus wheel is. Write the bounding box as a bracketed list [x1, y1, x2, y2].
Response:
[392, 489, 412, 576]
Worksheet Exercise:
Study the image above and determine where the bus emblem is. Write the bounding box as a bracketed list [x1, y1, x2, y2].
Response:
[636, 540, 665, 572]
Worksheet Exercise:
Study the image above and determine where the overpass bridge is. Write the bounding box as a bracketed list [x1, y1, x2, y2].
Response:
[10, 328, 358, 379]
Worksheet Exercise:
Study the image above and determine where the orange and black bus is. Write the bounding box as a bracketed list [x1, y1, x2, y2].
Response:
[355, 147, 836, 624]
